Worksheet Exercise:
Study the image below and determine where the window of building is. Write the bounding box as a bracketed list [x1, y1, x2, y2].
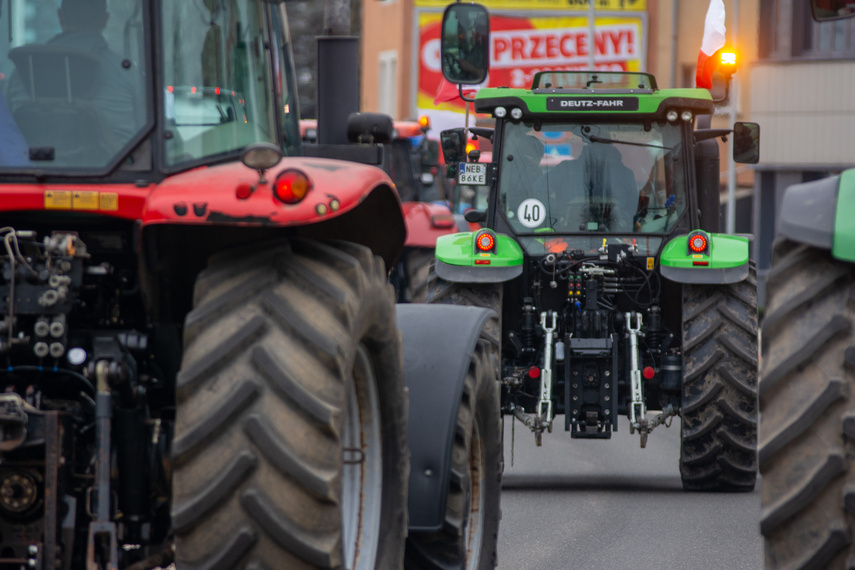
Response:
[378, 50, 398, 118]
[797, 1, 855, 57]
[758, 0, 855, 60]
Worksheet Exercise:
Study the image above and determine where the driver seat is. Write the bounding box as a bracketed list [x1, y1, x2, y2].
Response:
[8, 45, 118, 163]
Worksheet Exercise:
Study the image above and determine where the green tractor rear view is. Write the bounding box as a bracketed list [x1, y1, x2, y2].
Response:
[434, 3, 761, 491]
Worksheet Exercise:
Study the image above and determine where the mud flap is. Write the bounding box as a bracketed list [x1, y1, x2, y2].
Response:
[396, 304, 497, 532]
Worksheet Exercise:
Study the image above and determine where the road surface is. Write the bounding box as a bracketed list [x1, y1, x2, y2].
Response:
[497, 415, 764, 569]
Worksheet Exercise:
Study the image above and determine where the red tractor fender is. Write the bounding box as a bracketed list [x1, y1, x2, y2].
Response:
[402, 201, 458, 248]
[144, 157, 391, 227]
[141, 156, 406, 268]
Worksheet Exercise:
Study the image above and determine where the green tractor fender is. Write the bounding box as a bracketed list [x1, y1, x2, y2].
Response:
[660, 230, 750, 284]
[434, 229, 524, 283]
[778, 169, 855, 262]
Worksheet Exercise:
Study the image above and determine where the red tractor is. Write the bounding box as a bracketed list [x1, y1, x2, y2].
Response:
[302, 117, 458, 301]
[0, 2, 501, 569]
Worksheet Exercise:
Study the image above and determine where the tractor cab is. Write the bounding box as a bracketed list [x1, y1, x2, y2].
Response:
[0, 0, 301, 175]
[440, 69, 760, 259]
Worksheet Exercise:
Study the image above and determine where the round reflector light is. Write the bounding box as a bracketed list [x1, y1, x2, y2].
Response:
[235, 182, 253, 200]
[476, 232, 495, 251]
[643, 366, 655, 380]
[528, 366, 541, 379]
[689, 234, 707, 253]
[274, 170, 312, 204]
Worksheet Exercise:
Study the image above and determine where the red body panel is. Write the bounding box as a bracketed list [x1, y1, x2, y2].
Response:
[0, 157, 398, 230]
[402, 201, 457, 248]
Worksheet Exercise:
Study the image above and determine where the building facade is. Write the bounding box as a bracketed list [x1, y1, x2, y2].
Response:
[750, 0, 855, 304]
[361, 0, 758, 118]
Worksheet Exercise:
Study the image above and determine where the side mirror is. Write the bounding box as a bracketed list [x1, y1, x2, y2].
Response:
[810, 0, 855, 20]
[464, 209, 487, 223]
[440, 3, 490, 85]
[440, 128, 466, 166]
[422, 139, 440, 168]
[732, 122, 760, 164]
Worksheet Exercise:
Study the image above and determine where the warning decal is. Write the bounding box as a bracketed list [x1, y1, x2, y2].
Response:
[44, 190, 119, 211]
[72, 191, 99, 210]
[45, 191, 72, 210]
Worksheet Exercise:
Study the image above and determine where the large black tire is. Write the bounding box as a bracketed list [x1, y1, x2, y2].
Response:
[404, 334, 502, 569]
[759, 240, 855, 569]
[405, 247, 435, 303]
[426, 265, 502, 348]
[171, 238, 409, 570]
[404, 266, 502, 569]
[680, 263, 758, 491]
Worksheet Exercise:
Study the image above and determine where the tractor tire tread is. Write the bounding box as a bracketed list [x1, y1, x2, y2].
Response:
[680, 262, 758, 492]
[759, 239, 855, 569]
[172, 238, 408, 570]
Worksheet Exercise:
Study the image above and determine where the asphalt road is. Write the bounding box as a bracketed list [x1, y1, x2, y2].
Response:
[496, 415, 764, 570]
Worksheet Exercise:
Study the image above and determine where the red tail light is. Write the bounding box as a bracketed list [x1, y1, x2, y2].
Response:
[476, 232, 495, 252]
[688, 234, 708, 253]
[274, 170, 312, 204]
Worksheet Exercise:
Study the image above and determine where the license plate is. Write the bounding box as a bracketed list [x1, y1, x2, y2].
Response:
[458, 162, 487, 185]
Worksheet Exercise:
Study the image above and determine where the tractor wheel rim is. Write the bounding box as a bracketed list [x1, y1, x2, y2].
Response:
[465, 420, 486, 570]
[342, 345, 383, 570]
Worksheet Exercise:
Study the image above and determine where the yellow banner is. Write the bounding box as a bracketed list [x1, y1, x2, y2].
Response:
[414, 0, 646, 11]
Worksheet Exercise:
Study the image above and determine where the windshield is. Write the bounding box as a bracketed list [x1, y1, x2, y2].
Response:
[0, 0, 148, 170]
[163, 0, 277, 165]
[498, 121, 686, 236]
[161, 1, 280, 167]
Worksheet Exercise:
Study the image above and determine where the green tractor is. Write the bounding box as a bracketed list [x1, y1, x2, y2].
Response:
[432, 3, 761, 491]
[758, 1, 855, 568]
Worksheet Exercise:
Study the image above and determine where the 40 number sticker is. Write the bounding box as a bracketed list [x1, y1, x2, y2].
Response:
[518, 199, 546, 228]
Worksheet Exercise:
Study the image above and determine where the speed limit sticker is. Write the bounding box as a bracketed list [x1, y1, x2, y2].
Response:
[517, 199, 546, 228]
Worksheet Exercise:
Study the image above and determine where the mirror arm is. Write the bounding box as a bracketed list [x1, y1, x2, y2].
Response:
[693, 128, 732, 143]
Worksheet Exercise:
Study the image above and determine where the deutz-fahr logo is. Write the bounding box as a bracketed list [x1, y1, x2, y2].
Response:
[546, 97, 639, 111]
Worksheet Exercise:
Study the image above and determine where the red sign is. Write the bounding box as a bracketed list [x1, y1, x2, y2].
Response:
[417, 14, 644, 112]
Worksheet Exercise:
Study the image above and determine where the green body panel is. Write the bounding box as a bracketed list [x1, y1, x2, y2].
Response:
[435, 232, 524, 267]
[474, 87, 713, 116]
[660, 232, 749, 269]
[832, 169, 855, 262]
[659, 232, 750, 284]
